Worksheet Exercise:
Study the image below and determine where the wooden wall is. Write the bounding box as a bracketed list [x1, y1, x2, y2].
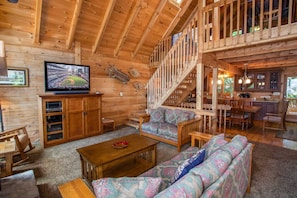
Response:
[0, 44, 149, 144]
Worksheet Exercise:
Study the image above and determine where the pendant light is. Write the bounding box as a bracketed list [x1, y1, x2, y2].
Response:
[238, 63, 250, 85]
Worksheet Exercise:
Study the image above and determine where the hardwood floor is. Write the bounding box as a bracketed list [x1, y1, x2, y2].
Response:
[224, 121, 297, 151]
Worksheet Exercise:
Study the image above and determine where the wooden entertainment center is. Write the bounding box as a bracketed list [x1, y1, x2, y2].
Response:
[38, 93, 103, 147]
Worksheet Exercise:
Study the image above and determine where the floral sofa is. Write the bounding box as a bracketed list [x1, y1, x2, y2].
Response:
[91, 134, 253, 198]
[139, 106, 200, 152]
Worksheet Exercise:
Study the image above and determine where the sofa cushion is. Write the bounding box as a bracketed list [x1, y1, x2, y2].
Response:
[158, 123, 178, 139]
[164, 109, 194, 126]
[164, 109, 178, 125]
[154, 173, 203, 198]
[142, 122, 162, 133]
[92, 177, 162, 198]
[150, 107, 166, 123]
[220, 135, 248, 158]
[190, 149, 232, 189]
[172, 149, 206, 183]
[202, 134, 228, 159]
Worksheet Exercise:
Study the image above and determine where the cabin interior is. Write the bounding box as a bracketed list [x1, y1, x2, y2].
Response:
[0, 0, 297, 154]
[1, 0, 297, 196]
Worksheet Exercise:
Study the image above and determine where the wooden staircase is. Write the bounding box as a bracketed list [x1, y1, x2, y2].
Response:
[163, 69, 196, 106]
[146, 12, 200, 111]
[125, 110, 148, 129]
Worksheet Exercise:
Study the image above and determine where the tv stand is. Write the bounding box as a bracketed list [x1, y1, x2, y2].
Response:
[54, 91, 90, 95]
[38, 93, 103, 147]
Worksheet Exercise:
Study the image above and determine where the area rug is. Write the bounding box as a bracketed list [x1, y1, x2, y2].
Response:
[10, 127, 297, 198]
[275, 122, 297, 141]
[244, 142, 297, 198]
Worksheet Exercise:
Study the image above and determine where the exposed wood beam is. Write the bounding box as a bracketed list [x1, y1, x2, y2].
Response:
[221, 49, 297, 64]
[66, 0, 83, 49]
[215, 39, 297, 59]
[92, 0, 117, 54]
[132, 0, 167, 58]
[33, 0, 42, 44]
[179, 4, 198, 33]
[232, 57, 297, 69]
[203, 53, 242, 75]
[163, 2, 188, 37]
[114, 0, 142, 57]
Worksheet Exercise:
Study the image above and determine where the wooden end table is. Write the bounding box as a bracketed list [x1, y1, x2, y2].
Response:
[76, 134, 158, 184]
[0, 141, 16, 177]
[102, 118, 115, 132]
[58, 178, 95, 198]
[189, 131, 213, 148]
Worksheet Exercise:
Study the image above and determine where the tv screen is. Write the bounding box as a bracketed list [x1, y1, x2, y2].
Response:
[44, 61, 90, 94]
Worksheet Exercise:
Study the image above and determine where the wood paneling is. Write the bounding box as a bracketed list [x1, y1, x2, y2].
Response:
[1, 44, 149, 144]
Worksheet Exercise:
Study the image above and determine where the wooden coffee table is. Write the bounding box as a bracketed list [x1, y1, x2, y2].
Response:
[76, 134, 158, 183]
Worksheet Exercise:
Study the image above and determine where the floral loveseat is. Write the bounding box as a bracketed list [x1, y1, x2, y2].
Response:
[91, 134, 253, 198]
[139, 106, 200, 152]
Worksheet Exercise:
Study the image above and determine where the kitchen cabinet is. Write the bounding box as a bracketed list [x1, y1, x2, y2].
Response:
[253, 101, 279, 120]
[235, 69, 281, 92]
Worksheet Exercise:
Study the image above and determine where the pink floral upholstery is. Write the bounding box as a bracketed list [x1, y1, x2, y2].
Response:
[92, 177, 162, 198]
[190, 149, 232, 188]
[202, 134, 228, 158]
[155, 173, 203, 198]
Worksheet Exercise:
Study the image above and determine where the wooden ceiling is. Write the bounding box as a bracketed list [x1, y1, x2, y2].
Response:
[0, 0, 195, 60]
[0, 0, 296, 71]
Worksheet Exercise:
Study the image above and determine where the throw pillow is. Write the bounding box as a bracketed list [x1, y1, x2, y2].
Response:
[150, 108, 165, 123]
[171, 149, 205, 183]
[92, 177, 162, 198]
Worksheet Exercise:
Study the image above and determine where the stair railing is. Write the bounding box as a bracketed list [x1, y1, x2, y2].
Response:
[147, 13, 199, 111]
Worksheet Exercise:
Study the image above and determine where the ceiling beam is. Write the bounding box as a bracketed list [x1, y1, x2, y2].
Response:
[114, 0, 142, 57]
[215, 39, 297, 59]
[92, 0, 117, 54]
[66, 0, 83, 49]
[233, 56, 297, 69]
[203, 53, 242, 75]
[132, 0, 167, 58]
[33, 0, 42, 44]
[221, 49, 297, 63]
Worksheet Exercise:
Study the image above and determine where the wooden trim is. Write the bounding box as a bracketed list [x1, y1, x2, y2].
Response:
[114, 0, 142, 57]
[66, 0, 84, 49]
[132, 0, 168, 57]
[92, 0, 117, 53]
[33, 0, 42, 44]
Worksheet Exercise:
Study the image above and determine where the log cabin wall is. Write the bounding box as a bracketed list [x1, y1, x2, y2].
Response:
[0, 44, 149, 144]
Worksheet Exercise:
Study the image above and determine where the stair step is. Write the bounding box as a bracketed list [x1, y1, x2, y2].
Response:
[125, 120, 140, 129]
[128, 117, 141, 122]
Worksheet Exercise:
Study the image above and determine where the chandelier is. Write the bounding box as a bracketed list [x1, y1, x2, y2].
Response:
[238, 63, 251, 85]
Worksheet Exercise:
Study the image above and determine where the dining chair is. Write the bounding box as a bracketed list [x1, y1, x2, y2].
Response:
[0, 126, 35, 166]
[262, 100, 289, 132]
[229, 107, 250, 130]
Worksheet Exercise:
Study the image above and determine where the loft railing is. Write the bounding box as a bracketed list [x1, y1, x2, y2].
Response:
[147, 12, 199, 110]
[203, 0, 297, 52]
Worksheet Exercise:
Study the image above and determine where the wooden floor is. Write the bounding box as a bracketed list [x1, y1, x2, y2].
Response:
[224, 121, 297, 151]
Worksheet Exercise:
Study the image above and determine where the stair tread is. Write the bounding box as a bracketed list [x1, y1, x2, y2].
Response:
[128, 117, 141, 122]
[125, 120, 140, 129]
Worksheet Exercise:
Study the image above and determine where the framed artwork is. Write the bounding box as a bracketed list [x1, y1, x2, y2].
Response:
[0, 67, 29, 87]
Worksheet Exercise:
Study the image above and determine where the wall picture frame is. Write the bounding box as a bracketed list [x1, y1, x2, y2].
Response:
[0, 67, 29, 87]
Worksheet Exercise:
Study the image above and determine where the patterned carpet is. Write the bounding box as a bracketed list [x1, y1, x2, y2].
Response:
[10, 126, 297, 198]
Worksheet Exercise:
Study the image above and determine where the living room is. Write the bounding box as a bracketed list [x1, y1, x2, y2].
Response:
[0, 0, 297, 197]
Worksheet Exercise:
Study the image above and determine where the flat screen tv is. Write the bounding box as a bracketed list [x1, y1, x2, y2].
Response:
[44, 61, 90, 94]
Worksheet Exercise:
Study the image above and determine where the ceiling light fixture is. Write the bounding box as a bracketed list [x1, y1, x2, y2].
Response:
[238, 63, 251, 85]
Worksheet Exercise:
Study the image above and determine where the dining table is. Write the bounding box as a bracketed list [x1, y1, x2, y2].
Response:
[244, 105, 262, 127]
